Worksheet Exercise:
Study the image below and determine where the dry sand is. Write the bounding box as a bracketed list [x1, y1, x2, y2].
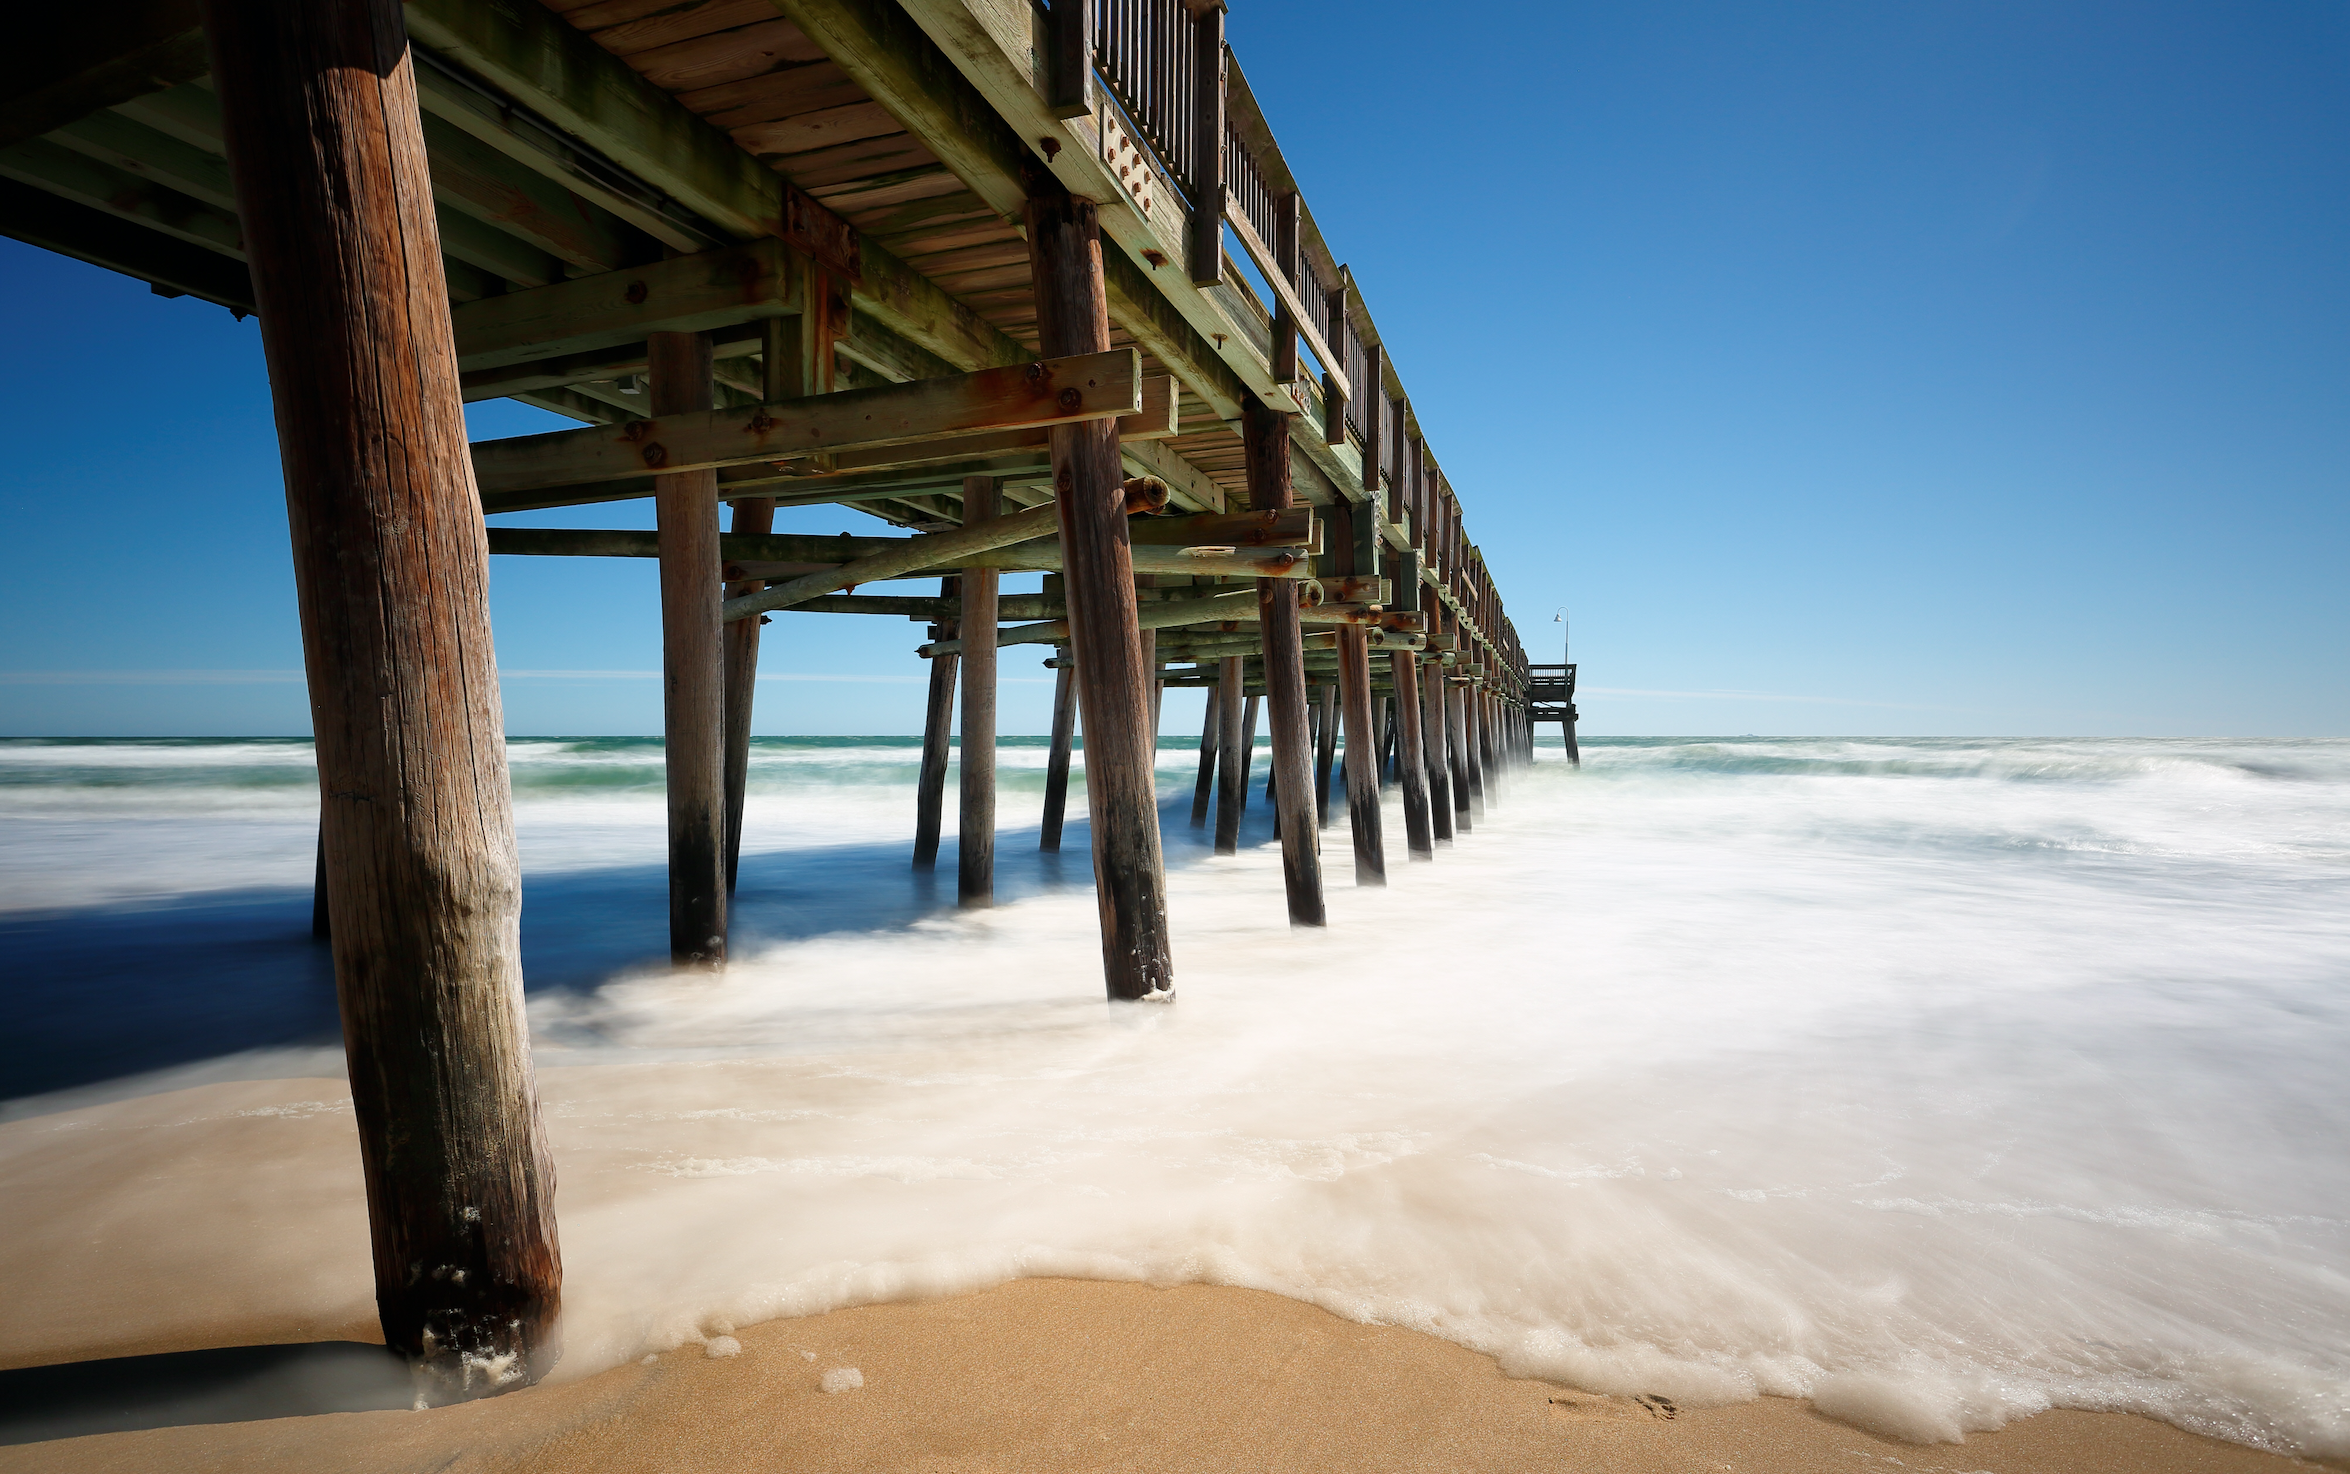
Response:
[0, 1279, 2326, 1474]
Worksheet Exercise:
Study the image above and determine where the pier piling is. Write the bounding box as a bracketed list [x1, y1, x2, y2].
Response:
[958, 475, 999, 908]
[201, 0, 560, 1386]
[1026, 187, 1173, 999]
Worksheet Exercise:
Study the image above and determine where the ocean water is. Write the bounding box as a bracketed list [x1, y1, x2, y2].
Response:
[2, 735, 2346, 1457]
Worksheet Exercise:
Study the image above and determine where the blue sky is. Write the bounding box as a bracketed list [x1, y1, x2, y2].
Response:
[2, 0, 2342, 737]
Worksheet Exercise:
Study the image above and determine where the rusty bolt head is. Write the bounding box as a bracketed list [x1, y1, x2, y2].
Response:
[642, 443, 668, 468]
[1057, 387, 1083, 410]
[624, 280, 647, 304]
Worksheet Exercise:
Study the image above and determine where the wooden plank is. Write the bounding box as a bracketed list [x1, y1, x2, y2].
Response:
[404, 0, 1021, 373]
[454, 239, 798, 371]
[471, 348, 1140, 494]
[202, 0, 558, 1390]
[0, 175, 253, 309]
[1127, 505, 1312, 548]
[0, 137, 246, 260]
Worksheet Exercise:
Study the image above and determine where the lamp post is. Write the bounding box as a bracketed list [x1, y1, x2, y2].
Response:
[1550, 607, 1579, 766]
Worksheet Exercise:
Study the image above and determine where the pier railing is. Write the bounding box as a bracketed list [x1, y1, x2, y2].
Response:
[1075, 0, 1518, 687]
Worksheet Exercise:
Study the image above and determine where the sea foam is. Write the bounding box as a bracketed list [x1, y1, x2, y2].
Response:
[1, 736, 2344, 1457]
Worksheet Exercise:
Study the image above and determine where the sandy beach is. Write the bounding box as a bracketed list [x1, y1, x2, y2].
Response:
[1, 1278, 2326, 1473]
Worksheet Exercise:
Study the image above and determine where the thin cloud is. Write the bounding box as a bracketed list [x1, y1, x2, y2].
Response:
[1582, 685, 1971, 713]
[0, 670, 306, 685]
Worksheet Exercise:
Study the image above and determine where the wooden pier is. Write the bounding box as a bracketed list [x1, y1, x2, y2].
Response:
[5, 0, 1542, 1390]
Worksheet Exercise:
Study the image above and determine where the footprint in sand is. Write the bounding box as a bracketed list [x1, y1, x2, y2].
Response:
[1545, 1392, 1679, 1423]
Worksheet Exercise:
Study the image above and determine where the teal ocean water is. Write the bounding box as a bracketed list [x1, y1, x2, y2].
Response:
[2, 736, 2346, 1456]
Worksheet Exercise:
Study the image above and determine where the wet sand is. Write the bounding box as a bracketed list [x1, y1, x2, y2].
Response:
[1, 1278, 2325, 1473]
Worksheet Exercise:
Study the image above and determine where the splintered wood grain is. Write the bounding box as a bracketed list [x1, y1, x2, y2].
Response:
[763, 133, 936, 188]
[729, 100, 903, 158]
[678, 61, 864, 128]
[808, 165, 966, 215]
[576, 0, 779, 53]
[623, 20, 827, 91]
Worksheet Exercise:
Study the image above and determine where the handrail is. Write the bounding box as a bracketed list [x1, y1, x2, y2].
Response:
[1069, 0, 1528, 682]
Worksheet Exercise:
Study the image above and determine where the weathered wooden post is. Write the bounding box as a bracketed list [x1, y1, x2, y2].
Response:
[1240, 692, 1262, 805]
[1463, 682, 1487, 818]
[311, 829, 330, 940]
[1447, 670, 1474, 834]
[1391, 652, 1434, 859]
[644, 328, 729, 965]
[201, 0, 559, 1387]
[720, 490, 771, 897]
[1043, 654, 1078, 852]
[1027, 184, 1174, 998]
[1189, 678, 1219, 829]
[914, 577, 959, 868]
[1314, 683, 1337, 827]
[1337, 628, 1387, 885]
[723, 298, 837, 893]
[1423, 657, 1455, 843]
[1243, 396, 1324, 924]
[1214, 654, 1246, 854]
[958, 475, 999, 907]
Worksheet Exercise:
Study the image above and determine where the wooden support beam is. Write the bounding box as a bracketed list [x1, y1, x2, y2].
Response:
[1313, 683, 1337, 830]
[1391, 650, 1434, 860]
[1336, 625, 1386, 886]
[649, 329, 728, 968]
[916, 586, 1256, 658]
[0, 175, 253, 310]
[1126, 506, 1314, 548]
[470, 349, 1141, 496]
[1028, 186, 1173, 1000]
[496, 373, 1181, 508]
[913, 577, 958, 868]
[200, 0, 557, 1391]
[1446, 637, 1474, 835]
[453, 239, 797, 373]
[957, 475, 998, 907]
[1, 2, 206, 151]
[722, 482, 774, 896]
[1213, 654, 1245, 855]
[722, 309, 835, 893]
[1467, 682, 1490, 817]
[1245, 391, 1324, 927]
[1042, 654, 1078, 853]
[1190, 680, 1220, 830]
[727, 495, 1059, 620]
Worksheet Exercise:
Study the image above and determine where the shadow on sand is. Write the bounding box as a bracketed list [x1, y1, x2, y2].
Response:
[1, 787, 1279, 1102]
[0, 1342, 416, 1445]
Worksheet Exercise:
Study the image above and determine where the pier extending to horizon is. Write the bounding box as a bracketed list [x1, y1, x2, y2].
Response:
[4, 0, 1565, 1393]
